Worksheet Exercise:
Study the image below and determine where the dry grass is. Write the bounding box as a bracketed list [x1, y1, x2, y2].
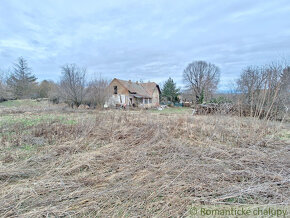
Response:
[0, 103, 289, 217]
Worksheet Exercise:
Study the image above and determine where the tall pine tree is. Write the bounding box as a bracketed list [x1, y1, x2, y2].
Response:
[7, 57, 37, 99]
[161, 77, 180, 103]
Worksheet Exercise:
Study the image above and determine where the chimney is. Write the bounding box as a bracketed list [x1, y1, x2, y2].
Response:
[129, 80, 132, 83]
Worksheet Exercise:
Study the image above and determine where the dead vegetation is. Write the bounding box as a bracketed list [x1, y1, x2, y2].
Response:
[0, 104, 289, 217]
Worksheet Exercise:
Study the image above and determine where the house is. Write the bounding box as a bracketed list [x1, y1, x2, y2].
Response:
[106, 78, 161, 108]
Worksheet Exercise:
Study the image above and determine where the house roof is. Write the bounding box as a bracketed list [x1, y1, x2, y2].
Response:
[141, 82, 161, 96]
[113, 78, 160, 98]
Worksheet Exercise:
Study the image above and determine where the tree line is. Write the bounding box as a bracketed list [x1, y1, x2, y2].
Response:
[1, 57, 289, 118]
[0, 57, 109, 108]
[161, 60, 289, 119]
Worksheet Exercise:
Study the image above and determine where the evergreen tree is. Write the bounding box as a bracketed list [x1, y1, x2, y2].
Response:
[7, 57, 37, 99]
[161, 77, 180, 103]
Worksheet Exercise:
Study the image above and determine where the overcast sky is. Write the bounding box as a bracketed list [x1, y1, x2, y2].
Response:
[0, 0, 290, 91]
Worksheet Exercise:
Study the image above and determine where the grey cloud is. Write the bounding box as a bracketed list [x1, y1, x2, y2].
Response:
[0, 0, 289, 91]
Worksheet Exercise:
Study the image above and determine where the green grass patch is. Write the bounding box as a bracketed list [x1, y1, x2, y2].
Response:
[2, 115, 50, 127]
[0, 114, 77, 127]
[63, 119, 78, 125]
[278, 130, 290, 140]
[0, 114, 78, 138]
[21, 144, 34, 151]
[149, 107, 192, 114]
[0, 99, 40, 108]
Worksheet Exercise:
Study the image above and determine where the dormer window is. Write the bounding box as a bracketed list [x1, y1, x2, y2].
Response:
[114, 86, 117, 94]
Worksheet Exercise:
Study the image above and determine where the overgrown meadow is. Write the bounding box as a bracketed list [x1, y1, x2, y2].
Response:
[0, 100, 289, 217]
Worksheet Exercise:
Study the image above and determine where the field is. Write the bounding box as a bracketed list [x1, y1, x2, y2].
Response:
[0, 100, 289, 217]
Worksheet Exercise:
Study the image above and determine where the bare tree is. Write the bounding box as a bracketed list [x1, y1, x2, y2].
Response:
[236, 66, 266, 116]
[183, 61, 220, 103]
[280, 66, 290, 99]
[47, 81, 61, 104]
[236, 61, 290, 119]
[0, 70, 10, 102]
[59, 64, 86, 107]
[85, 75, 109, 108]
[35, 80, 58, 99]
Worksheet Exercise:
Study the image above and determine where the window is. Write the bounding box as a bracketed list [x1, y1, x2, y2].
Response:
[149, 98, 152, 103]
[114, 86, 117, 94]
